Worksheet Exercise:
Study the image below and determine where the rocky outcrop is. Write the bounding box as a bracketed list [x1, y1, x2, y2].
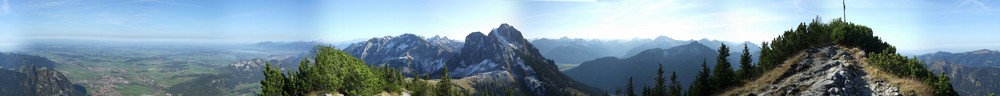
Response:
[732, 46, 900, 96]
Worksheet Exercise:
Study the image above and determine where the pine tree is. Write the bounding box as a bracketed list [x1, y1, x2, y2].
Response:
[737, 44, 754, 84]
[412, 74, 430, 96]
[292, 58, 312, 95]
[934, 73, 958, 96]
[381, 65, 403, 93]
[668, 71, 682, 96]
[260, 62, 286, 96]
[756, 42, 771, 75]
[711, 44, 735, 92]
[615, 88, 623, 96]
[260, 46, 417, 95]
[437, 67, 454, 96]
[687, 59, 713, 96]
[642, 87, 652, 96]
[506, 86, 515, 96]
[626, 77, 636, 96]
[654, 64, 667, 96]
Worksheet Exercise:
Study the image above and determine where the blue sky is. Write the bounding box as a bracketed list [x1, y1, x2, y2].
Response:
[1, 0, 998, 54]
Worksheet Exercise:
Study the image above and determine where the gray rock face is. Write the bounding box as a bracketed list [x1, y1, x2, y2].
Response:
[755, 46, 899, 96]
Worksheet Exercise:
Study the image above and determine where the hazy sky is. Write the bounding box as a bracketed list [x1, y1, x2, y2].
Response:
[1, 0, 998, 54]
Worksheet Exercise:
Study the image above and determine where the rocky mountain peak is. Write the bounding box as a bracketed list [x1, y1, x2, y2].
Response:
[451, 24, 541, 76]
[464, 32, 488, 43]
[397, 33, 422, 39]
[655, 36, 675, 41]
[445, 24, 600, 95]
[488, 23, 527, 46]
[687, 41, 703, 46]
[670, 41, 712, 51]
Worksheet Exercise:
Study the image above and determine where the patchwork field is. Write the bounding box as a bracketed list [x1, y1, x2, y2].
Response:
[23, 41, 309, 95]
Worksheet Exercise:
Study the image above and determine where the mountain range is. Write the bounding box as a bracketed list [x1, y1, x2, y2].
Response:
[563, 41, 720, 91]
[530, 37, 649, 64]
[530, 36, 761, 66]
[341, 24, 602, 95]
[342, 34, 458, 76]
[919, 49, 1000, 68]
[919, 49, 1000, 96]
[336, 23, 772, 94]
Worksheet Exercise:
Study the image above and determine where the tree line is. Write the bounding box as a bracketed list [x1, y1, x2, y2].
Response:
[260, 46, 484, 96]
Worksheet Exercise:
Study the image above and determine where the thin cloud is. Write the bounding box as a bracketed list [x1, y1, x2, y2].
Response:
[962, 0, 990, 9]
[792, 0, 804, 12]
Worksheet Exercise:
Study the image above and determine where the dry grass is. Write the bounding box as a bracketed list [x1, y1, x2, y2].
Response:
[721, 51, 808, 96]
[452, 78, 477, 94]
[423, 78, 479, 94]
[851, 48, 934, 96]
